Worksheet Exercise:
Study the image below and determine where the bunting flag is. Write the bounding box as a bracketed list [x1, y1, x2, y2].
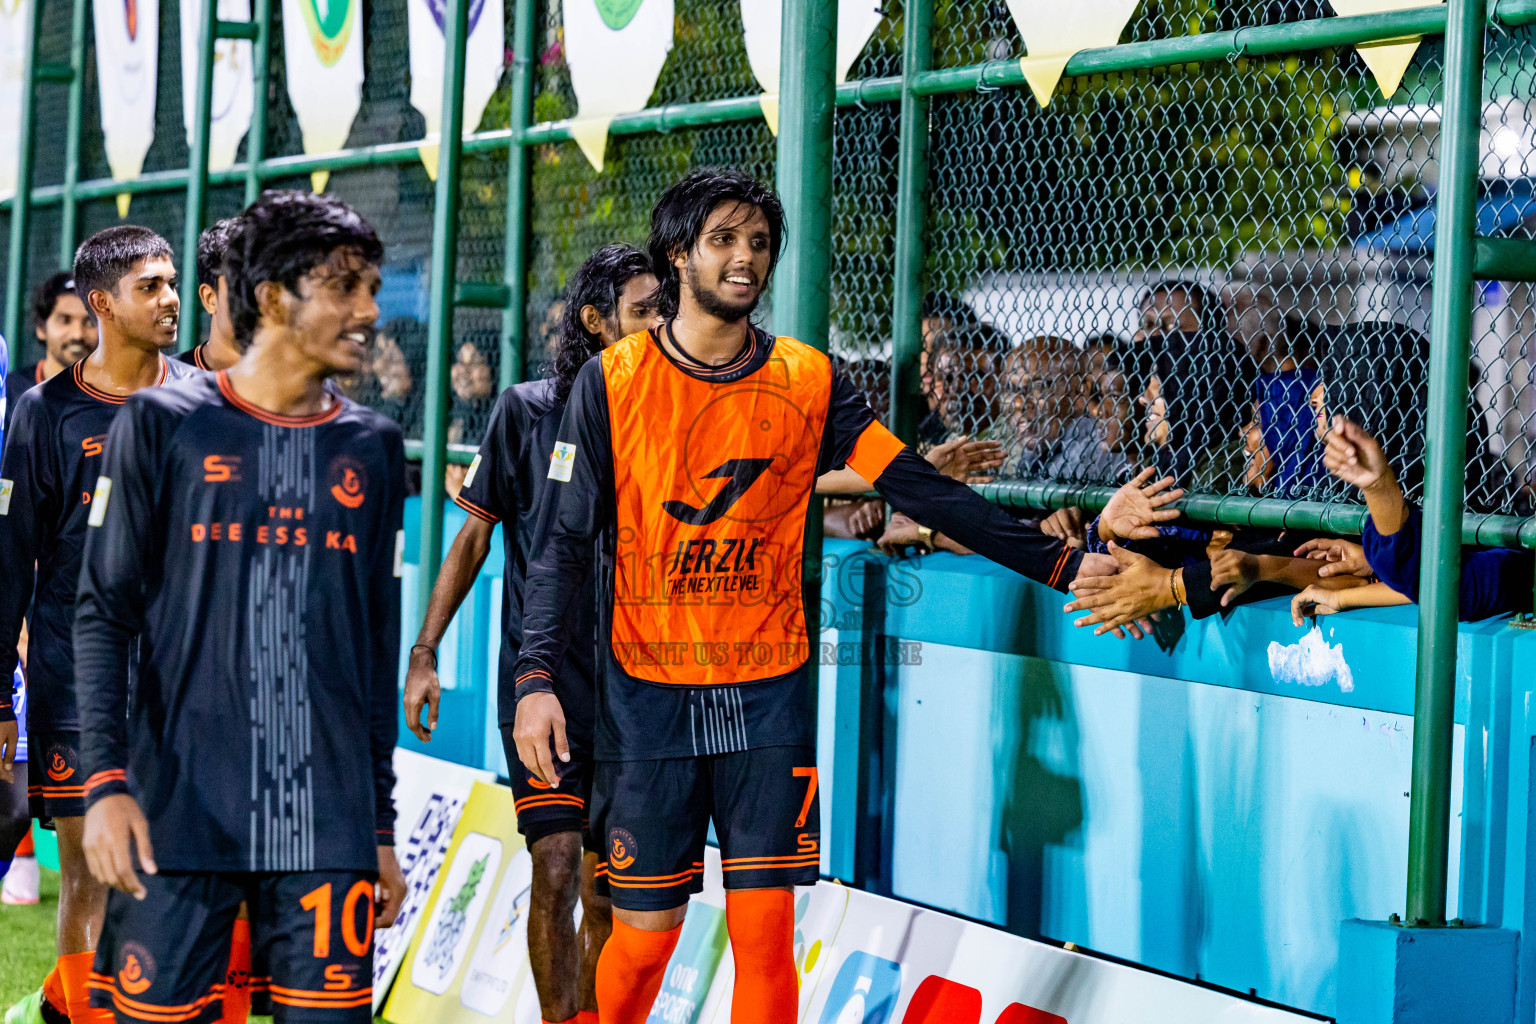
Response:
[739, 0, 885, 135]
[281, 0, 364, 191]
[407, 0, 505, 179]
[0, 0, 27, 202]
[562, 0, 674, 172]
[1001, 0, 1141, 107]
[93, 0, 160, 185]
[180, 0, 255, 172]
[1327, 0, 1440, 99]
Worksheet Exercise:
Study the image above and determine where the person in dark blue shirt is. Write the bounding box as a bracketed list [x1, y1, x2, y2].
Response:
[74, 191, 407, 1023]
[1320, 415, 1532, 621]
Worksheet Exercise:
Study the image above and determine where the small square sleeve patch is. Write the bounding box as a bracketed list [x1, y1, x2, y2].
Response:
[87, 477, 112, 527]
[463, 453, 482, 489]
[548, 442, 576, 483]
[393, 530, 405, 578]
[0, 479, 12, 516]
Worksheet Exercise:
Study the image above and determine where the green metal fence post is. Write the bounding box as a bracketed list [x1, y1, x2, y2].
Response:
[245, 0, 272, 205]
[4, 0, 46, 374]
[776, 0, 836, 720]
[57, 0, 88, 268]
[1406, 0, 1486, 929]
[499, 0, 535, 390]
[416, 0, 473, 616]
[180, 0, 221, 351]
[889, 0, 932, 444]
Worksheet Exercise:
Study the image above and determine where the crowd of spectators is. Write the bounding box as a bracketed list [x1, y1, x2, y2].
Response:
[835, 282, 1536, 626]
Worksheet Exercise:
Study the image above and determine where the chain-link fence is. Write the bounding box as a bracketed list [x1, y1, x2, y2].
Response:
[3, 0, 1535, 521]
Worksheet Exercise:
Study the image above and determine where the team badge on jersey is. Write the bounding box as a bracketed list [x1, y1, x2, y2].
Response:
[548, 442, 576, 483]
[328, 455, 367, 508]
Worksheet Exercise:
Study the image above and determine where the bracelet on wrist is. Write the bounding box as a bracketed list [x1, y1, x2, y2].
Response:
[410, 644, 437, 667]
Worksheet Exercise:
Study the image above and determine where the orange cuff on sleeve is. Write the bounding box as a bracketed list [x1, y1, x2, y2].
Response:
[844, 422, 907, 484]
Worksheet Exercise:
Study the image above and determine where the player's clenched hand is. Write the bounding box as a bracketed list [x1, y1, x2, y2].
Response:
[375, 846, 406, 929]
[403, 648, 441, 742]
[84, 794, 157, 899]
[0, 721, 16, 783]
[513, 692, 569, 788]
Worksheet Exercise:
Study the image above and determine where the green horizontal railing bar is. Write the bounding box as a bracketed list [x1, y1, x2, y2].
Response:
[403, 440, 478, 465]
[216, 19, 259, 39]
[453, 281, 512, 308]
[34, 62, 73, 82]
[1473, 236, 1536, 281]
[914, 0, 1536, 95]
[11, 0, 1531, 210]
[978, 480, 1536, 550]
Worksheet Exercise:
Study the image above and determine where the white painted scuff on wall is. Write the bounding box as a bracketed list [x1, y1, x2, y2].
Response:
[1267, 627, 1355, 692]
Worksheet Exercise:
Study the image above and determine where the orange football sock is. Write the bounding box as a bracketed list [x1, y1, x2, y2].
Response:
[58, 949, 113, 1023]
[16, 826, 34, 858]
[576, 1012, 600, 1024]
[219, 919, 252, 1022]
[725, 890, 797, 1024]
[41, 963, 67, 1015]
[595, 919, 681, 1024]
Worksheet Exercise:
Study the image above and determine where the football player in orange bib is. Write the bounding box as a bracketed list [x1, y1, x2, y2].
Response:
[510, 169, 1117, 1023]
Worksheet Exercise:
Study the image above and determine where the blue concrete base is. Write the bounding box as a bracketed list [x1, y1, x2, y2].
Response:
[1337, 919, 1518, 1024]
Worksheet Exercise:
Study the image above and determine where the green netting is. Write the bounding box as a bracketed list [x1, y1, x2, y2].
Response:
[3, 0, 1535, 520]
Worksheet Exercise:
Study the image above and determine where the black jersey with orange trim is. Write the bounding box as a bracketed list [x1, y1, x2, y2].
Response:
[454, 378, 597, 735]
[0, 356, 201, 733]
[3, 359, 46, 431]
[176, 344, 214, 370]
[513, 327, 1083, 761]
[73, 372, 403, 872]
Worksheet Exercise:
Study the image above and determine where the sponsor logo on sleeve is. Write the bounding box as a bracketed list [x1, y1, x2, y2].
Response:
[463, 453, 482, 489]
[87, 477, 112, 527]
[394, 530, 405, 578]
[0, 479, 11, 516]
[548, 442, 576, 483]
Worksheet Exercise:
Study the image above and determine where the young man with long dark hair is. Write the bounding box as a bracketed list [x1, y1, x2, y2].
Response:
[73, 191, 406, 1022]
[403, 242, 658, 1024]
[509, 168, 1116, 1023]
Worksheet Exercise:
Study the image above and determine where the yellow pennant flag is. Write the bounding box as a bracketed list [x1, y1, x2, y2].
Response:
[1003, 0, 1144, 107]
[1327, 0, 1442, 99]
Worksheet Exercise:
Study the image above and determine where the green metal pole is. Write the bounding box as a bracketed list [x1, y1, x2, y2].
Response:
[245, 0, 272, 205]
[179, 0, 220, 352]
[889, 0, 932, 444]
[4, 0, 46, 375]
[499, 0, 535, 390]
[1406, 0, 1485, 929]
[416, 0, 472, 616]
[58, 0, 88, 268]
[776, 0, 836, 716]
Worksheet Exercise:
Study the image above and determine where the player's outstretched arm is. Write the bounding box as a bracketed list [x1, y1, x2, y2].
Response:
[512, 361, 613, 784]
[75, 397, 164, 896]
[370, 427, 407, 850]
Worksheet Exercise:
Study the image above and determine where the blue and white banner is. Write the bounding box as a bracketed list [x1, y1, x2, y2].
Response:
[180, 0, 255, 172]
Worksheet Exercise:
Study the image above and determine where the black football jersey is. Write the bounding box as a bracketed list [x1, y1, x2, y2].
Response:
[74, 372, 403, 872]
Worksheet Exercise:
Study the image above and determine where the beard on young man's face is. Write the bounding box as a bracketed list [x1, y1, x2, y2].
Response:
[686, 259, 760, 323]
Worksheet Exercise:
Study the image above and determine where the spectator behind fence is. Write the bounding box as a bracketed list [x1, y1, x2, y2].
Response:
[1224, 284, 1326, 498]
[919, 321, 1009, 448]
[1133, 327, 1249, 493]
[1289, 416, 1533, 623]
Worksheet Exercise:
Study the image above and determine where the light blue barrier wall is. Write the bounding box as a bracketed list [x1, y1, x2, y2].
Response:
[400, 502, 1536, 1021]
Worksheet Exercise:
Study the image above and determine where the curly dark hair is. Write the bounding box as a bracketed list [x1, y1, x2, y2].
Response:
[223, 190, 383, 350]
[646, 167, 784, 320]
[553, 243, 652, 403]
[195, 217, 242, 291]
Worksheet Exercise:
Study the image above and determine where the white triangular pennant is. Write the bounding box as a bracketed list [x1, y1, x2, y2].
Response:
[282, 0, 364, 168]
[1327, 0, 1441, 99]
[181, 0, 254, 171]
[564, 0, 672, 172]
[1002, 0, 1142, 107]
[94, 0, 160, 181]
[0, 0, 29, 202]
[407, 0, 504, 176]
[740, 0, 886, 130]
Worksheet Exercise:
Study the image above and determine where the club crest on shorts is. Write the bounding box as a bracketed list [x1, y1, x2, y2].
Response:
[117, 942, 156, 995]
[45, 744, 77, 782]
[608, 828, 637, 870]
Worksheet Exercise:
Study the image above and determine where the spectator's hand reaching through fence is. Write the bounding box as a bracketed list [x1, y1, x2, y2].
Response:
[1323, 415, 1393, 491]
[1209, 546, 1260, 607]
[1097, 468, 1185, 543]
[926, 436, 1006, 482]
[1293, 537, 1372, 578]
[877, 512, 926, 555]
[846, 500, 885, 540]
[1040, 507, 1087, 548]
[1290, 584, 1349, 625]
[1064, 544, 1160, 639]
